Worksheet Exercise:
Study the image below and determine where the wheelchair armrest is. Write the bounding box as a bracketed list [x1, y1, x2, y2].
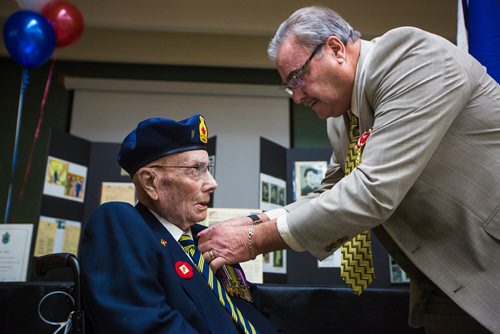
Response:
[35, 253, 82, 313]
[35, 253, 78, 276]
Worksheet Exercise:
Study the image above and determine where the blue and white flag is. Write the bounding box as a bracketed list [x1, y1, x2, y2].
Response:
[457, 0, 500, 83]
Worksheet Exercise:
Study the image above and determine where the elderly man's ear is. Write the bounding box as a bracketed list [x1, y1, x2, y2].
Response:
[136, 168, 160, 201]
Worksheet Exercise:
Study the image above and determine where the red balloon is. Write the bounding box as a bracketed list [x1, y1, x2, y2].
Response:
[41, 0, 84, 48]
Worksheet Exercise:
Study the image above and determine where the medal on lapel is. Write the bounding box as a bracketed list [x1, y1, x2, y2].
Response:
[217, 265, 253, 302]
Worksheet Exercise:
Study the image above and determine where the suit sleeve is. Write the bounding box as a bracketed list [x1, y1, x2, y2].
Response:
[286, 28, 475, 260]
[79, 202, 198, 334]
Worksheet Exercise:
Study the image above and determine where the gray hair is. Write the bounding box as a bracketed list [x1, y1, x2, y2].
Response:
[267, 6, 361, 62]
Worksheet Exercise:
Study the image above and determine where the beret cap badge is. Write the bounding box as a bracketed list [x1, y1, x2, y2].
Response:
[199, 115, 208, 144]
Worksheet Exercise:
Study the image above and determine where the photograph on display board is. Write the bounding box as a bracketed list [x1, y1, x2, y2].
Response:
[43, 156, 87, 202]
[293, 161, 327, 201]
[261, 182, 269, 203]
[34, 216, 81, 257]
[259, 173, 286, 211]
[263, 249, 287, 274]
[100, 182, 136, 205]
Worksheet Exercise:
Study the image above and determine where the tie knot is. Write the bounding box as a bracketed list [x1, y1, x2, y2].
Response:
[179, 234, 198, 260]
[179, 234, 195, 247]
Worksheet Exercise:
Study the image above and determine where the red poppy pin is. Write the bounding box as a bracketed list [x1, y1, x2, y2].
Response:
[175, 261, 194, 279]
[355, 129, 372, 150]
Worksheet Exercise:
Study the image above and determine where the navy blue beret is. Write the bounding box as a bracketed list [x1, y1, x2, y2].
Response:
[118, 114, 209, 176]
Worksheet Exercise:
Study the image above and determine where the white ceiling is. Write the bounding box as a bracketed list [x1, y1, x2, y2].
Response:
[0, 0, 458, 68]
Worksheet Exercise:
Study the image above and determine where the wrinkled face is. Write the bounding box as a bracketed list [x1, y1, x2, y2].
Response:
[151, 150, 217, 228]
[276, 35, 355, 119]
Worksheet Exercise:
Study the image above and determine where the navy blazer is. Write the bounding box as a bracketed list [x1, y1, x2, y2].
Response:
[79, 201, 277, 334]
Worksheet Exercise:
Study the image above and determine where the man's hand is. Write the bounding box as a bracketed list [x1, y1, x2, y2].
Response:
[198, 214, 288, 271]
[197, 218, 251, 270]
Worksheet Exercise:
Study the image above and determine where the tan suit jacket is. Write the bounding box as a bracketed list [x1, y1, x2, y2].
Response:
[285, 27, 500, 331]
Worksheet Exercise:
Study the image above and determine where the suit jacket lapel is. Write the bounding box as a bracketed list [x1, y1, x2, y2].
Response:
[135, 203, 187, 259]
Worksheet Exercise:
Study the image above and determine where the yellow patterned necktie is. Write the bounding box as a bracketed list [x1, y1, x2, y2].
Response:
[179, 234, 258, 334]
[340, 115, 375, 296]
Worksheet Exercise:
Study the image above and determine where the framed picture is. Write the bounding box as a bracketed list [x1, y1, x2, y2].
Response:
[294, 161, 327, 200]
[0, 224, 33, 281]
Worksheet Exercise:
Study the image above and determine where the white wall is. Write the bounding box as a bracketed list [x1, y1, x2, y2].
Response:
[66, 78, 290, 209]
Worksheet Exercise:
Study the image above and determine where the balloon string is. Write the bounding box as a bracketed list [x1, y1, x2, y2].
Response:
[18, 56, 57, 202]
[4, 68, 30, 224]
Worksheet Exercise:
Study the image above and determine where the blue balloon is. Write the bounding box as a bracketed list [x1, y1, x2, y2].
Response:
[3, 10, 56, 69]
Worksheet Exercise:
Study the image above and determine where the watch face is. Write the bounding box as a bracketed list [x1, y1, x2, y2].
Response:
[249, 214, 261, 224]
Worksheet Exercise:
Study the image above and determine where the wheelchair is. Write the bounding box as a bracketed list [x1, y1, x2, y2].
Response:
[35, 253, 85, 334]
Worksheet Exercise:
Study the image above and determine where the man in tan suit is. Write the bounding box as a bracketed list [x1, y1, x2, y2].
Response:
[198, 6, 500, 333]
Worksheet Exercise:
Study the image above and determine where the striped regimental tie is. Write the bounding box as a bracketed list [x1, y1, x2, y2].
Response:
[179, 234, 258, 334]
[340, 115, 375, 296]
